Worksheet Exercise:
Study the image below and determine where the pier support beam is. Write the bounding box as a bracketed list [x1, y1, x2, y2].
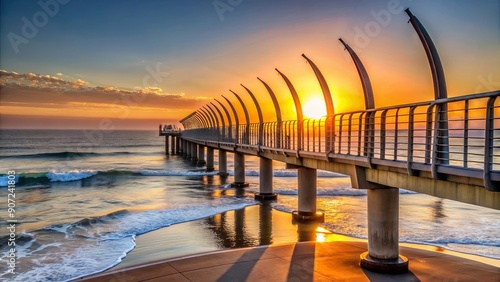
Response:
[170, 136, 176, 155]
[164, 136, 170, 155]
[185, 141, 191, 157]
[197, 145, 206, 166]
[360, 188, 408, 274]
[206, 147, 214, 172]
[292, 167, 324, 222]
[255, 157, 277, 200]
[191, 143, 198, 163]
[176, 137, 181, 154]
[218, 150, 228, 177]
[232, 152, 249, 187]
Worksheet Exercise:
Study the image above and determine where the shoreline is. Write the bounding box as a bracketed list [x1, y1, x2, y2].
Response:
[106, 204, 499, 275]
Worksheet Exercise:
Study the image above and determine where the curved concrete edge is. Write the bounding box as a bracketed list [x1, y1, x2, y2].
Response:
[254, 192, 278, 201]
[360, 252, 409, 274]
[292, 210, 325, 223]
[81, 240, 500, 282]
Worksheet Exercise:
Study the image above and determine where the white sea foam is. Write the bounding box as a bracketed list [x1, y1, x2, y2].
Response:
[0, 175, 17, 187]
[1, 199, 257, 281]
[139, 170, 219, 176]
[46, 170, 98, 182]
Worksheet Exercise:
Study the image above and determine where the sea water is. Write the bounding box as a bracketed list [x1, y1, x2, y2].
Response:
[0, 129, 498, 281]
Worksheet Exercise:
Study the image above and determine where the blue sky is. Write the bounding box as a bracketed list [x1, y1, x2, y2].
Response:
[1, 0, 499, 129]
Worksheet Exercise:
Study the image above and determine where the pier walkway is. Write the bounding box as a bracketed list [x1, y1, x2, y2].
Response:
[83, 241, 499, 282]
[159, 9, 499, 275]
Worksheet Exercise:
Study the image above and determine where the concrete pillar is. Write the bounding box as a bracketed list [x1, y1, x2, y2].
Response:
[165, 136, 169, 155]
[197, 145, 206, 166]
[186, 141, 191, 157]
[292, 167, 324, 222]
[255, 157, 277, 200]
[184, 140, 188, 157]
[218, 150, 228, 177]
[170, 136, 176, 155]
[232, 152, 248, 187]
[206, 147, 215, 172]
[191, 142, 198, 163]
[360, 188, 408, 274]
[176, 137, 181, 154]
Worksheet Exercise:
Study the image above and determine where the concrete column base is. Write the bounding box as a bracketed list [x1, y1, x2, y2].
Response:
[292, 211, 324, 223]
[206, 167, 215, 172]
[231, 182, 249, 188]
[197, 160, 206, 166]
[219, 172, 229, 177]
[360, 252, 409, 274]
[254, 192, 277, 201]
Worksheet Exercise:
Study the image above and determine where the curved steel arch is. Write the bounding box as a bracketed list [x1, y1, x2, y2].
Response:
[405, 8, 449, 166]
[275, 68, 303, 150]
[230, 90, 251, 144]
[257, 77, 282, 148]
[196, 111, 210, 128]
[209, 103, 226, 128]
[193, 115, 203, 128]
[200, 107, 216, 129]
[405, 8, 446, 100]
[275, 69, 303, 122]
[197, 110, 212, 128]
[302, 54, 335, 116]
[202, 106, 220, 140]
[214, 99, 233, 141]
[241, 84, 264, 125]
[204, 105, 219, 128]
[241, 84, 264, 146]
[339, 38, 375, 109]
[230, 90, 250, 125]
[257, 77, 282, 123]
[221, 95, 240, 143]
[209, 102, 227, 139]
[195, 111, 209, 128]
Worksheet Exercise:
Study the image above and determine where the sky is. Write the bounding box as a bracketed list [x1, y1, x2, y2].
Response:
[0, 0, 499, 130]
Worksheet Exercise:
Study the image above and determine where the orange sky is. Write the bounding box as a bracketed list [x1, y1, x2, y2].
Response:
[1, 0, 498, 129]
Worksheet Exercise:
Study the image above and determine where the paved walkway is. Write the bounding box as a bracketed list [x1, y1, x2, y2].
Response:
[81, 241, 499, 282]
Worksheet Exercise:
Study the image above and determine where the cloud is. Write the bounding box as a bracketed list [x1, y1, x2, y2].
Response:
[57, 72, 63, 76]
[0, 70, 210, 110]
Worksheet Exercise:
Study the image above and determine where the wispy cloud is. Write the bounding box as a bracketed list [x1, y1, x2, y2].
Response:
[0, 70, 209, 110]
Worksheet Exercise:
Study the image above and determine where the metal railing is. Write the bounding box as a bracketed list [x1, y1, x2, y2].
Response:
[181, 91, 500, 190]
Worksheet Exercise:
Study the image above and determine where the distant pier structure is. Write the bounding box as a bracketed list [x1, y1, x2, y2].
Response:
[159, 124, 181, 155]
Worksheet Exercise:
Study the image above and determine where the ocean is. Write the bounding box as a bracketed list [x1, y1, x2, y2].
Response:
[0, 129, 499, 281]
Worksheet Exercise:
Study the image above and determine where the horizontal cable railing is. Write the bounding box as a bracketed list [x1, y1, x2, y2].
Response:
[180, 91, 500, 188]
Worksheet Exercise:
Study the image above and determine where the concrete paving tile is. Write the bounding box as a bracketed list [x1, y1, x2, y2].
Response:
[81, 241, 500, 282]
[181, 257, 333, 282]
[143, 273, 190, 282]
[169, 246, 275, 272]
[82, 262, 178, 282]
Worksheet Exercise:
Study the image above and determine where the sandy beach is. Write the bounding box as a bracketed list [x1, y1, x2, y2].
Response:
[108, 204, 499, 274]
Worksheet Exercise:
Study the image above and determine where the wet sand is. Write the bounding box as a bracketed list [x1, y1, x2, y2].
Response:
[109, 204, 363, 271]
[107, 204, 498, 274]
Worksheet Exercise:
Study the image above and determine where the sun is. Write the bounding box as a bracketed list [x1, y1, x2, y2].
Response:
[302, 97, 327, 119]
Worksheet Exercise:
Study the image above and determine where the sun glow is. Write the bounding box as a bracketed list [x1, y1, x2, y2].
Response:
[302, 97, 327, 119]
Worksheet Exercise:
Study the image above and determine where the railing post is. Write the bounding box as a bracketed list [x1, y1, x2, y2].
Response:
[484, 96, 498, 191]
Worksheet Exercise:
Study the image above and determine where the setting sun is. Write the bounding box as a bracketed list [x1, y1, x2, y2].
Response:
[302, 97, 327, 119]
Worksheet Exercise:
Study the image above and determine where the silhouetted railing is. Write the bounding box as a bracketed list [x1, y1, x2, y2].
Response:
[180, 91, 500, 191]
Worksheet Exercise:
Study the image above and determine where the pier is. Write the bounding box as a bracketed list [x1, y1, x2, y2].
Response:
[159, 9, 500, 274]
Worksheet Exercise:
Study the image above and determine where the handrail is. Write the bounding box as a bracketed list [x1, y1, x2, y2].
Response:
[180, 91, 500, 191]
